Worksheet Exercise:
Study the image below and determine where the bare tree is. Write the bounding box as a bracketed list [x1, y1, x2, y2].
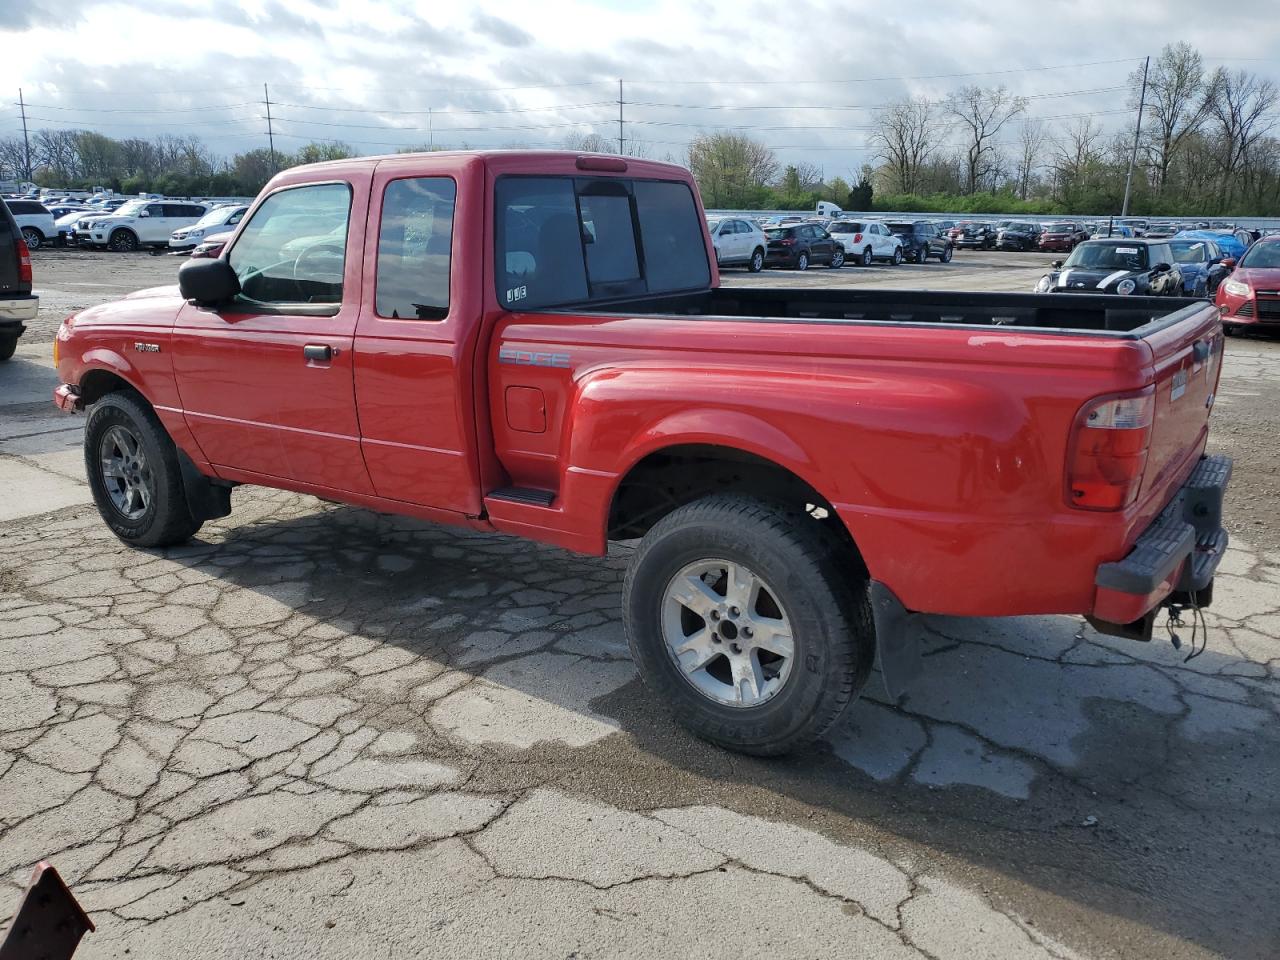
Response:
[0, 137, 28, 180]
[686, 132, 778, 207]
[32, 129, 80, 180]
[1015, 119, 1046, 200]
[1136, 42, 1212, 193]
[1205, 67, 1279, 205]
[1052, 117, 1103, 200]
[870, 96, 936, 194]
[563, 131, 615, 153]
[945, 85, 1027, 194]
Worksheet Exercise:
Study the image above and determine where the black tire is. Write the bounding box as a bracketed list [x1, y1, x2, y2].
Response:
[84, 392, 203, 548]
[0, 337, 16, 361]
[829, 247, 844, 269]
[748, 248, 765, 273]
[861, 246, 873, 267]
[941, 244, 954, 263]
[795, 251, 809, 271]
[109, 229, 139, 253]
[914, 246, 927, 264]
[623, 494, 875, 756]
[20, 227, 42, 251]
[891, 246, 903, 265]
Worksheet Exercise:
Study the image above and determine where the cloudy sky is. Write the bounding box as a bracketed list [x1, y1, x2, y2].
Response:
[3, 0, 1278, 176]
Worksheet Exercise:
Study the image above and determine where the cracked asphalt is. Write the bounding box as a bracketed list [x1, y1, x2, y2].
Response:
[2, 249, 1278, 959]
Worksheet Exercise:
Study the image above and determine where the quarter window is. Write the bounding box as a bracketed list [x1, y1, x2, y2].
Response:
[375, 176, 456, 320]
[227, 182, 352, 308]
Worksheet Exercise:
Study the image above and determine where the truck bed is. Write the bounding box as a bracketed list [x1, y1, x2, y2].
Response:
[565, 288, 1208, 337]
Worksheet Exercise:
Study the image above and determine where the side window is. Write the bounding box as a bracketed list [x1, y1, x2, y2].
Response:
[145, 204, 165, 218]
[228, 182, 351, 308]
[375, 176, 456, 321]
[227, 209, 245, 225]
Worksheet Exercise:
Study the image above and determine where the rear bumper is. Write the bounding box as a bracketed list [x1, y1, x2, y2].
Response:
[1091, 454, 1231, 629]
[0, 294, 37, 327]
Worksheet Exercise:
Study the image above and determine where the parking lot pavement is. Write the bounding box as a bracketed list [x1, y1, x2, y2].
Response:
[2, 251, 1279, 959]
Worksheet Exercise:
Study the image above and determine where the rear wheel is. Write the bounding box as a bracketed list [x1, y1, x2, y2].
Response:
[861, 246, 873, 267]
[109, 229, 139, 253]
[941, 244, 954, 263]
[84, 392, 203, 547]
[749, 248, 764, 273]
[0, 337, 16, 361]
[623, 495, 874, 755]
[20, 227, 42, 251]
[795, 251, 809, 271]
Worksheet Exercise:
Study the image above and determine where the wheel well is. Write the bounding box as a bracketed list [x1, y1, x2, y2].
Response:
[607, 444, 865, 569]
[23, 226, 45, 239]
[79, 369, 138, 405]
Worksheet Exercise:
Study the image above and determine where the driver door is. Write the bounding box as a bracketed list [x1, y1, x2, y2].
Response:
[172, 175, 375, 495]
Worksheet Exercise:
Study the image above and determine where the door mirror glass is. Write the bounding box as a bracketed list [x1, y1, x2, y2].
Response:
[138, 209, 150, 218]
[1051, 259, 1064, 269]
[179, 256, 241, 305]
[1222, 257, 1236, 270]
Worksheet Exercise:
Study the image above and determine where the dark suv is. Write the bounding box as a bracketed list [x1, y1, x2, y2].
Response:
[887, 221, 954, 263]
[948, 222, 997, 249]
[995, 221, 1042, 251]
[0, 202, 36, 360]
[764, 223, 845, 270]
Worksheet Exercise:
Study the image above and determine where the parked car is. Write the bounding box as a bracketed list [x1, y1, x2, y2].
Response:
[0, 200, 36, 360]
[54, 209, 90, 246]
[1091, 224, 1135, 239]
[887, 220, 953, 263]
[190, 231, 234, 259]
[1174, 229, 1247, 262]
[1216, 234, 1280, 333]
[51, 149, 1231, 757]
[931, 219, 956, 237]
[826, 219, 903, 265]
[707, 217, 767, 272]
[948, 222, 996, 249]
[1037, 222, 1089, 253]
[994, 221, 1041, 251]
[1118, 219, 1149, 237]
[81, 199, 209, 252]
[764, 223, 844, 270]
[169, 204, 249, 253]
[3, 199, 56, 250]
[1034, 239, 1183, 296]
[1169, 237, 1230, 298]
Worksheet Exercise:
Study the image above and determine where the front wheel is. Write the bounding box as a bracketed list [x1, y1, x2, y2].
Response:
[623, 495, 874, 755]
[914, 247, 927, 264]
[829, 248, 844, 269]
[748, 248, 764, 273]
[109, 229, 139, 253]
[20, 228, 42, 251]
[795, 251, 809, 271]
[84, 392, 203, 547]
[891, 246, 903, 265]
[861, 246, 873, 267]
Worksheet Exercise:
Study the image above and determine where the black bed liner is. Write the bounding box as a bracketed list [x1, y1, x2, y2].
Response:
[551, 288, 1216, 338]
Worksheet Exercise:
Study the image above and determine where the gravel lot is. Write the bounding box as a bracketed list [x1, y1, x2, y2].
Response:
[2, 248, 1278, 959]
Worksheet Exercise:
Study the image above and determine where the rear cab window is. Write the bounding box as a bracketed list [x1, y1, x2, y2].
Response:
[495, 175, 710, 310]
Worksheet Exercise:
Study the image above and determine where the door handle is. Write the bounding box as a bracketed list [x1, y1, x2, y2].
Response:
[303, 344, 332, 362]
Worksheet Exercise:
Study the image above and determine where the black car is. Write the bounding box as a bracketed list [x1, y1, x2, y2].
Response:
[764, 223, 844, 270]
[994, 221, 1042, 251]
[948, 222, 996, 249]
[1035, 239, 1183, 297]
[0, 201, 37, 361]
[886, 221, 953, 263]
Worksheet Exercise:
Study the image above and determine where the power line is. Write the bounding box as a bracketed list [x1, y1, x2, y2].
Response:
[621, 57, 1144, 85]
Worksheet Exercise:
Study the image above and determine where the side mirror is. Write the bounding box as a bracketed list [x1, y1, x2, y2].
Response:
[1153, 262, 1172, 272]
[179, 257, 240, 305]
[1222, 257, 1236, 270]
[138, 209, 150, 218]
[1051, 259, 1064, 269]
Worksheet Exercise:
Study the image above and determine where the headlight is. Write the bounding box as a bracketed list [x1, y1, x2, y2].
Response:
[1116, 279, 1137, 295]
[188, 229, 204, 238]
[1223, 279, 1251, 298]
[1035, 275, 1052, 293]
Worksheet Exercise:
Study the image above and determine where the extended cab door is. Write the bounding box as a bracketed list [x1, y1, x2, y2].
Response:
[172, 176, 375, 494]
[351, 159, 484, 516]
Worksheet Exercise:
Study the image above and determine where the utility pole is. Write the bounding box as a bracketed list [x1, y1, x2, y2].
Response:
[617, 78, 624, 155]
[1120, 55, 1149, 217]
[263, 83, 277, 171]
[428, 108, 433, 150]
[18, 88, 32, 182]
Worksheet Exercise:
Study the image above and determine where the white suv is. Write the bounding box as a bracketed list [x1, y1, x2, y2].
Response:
[708, 217, 768, 272]
[827, 219, 903, 266]
[3, 199, 57, 251]
[84, 199, 209, 252]
[169, 204, 248, 252]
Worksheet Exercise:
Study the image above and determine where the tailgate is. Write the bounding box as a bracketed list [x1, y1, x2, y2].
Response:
[1141, 303, 1223, 505]
[0, 210, 18, 292]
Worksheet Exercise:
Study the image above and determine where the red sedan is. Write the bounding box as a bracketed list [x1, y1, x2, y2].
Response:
[1216, 235, 1280, 333]
[1038, 222, 1089, 253]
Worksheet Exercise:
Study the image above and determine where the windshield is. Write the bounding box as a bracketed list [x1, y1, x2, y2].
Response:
[1005, 222, 1034, 232]
[1063, 242, 1148, 271]
[828, 221, 863, 232]
[196, 206, 237, 228]
[1170, 241, 1210, 264]
[112, 200, 146, 217]
[887, 223, 912, 234]
[1044, 223, 1072, 233]
[1239, 241, 1280, 269]
[765, 228, 791, 240]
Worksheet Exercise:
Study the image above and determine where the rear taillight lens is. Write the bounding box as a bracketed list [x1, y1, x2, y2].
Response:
[1066, 387, 1155, 510]
[779, 237, 794, 245]
[16, 236, 32, 284]
[853, 232, 862, 243]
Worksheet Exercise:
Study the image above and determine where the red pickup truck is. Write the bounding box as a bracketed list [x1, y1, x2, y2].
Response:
[54, 151, 1231, 755]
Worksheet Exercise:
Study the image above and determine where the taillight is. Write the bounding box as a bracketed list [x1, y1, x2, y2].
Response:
[1066, 387, 1155, 510]
[16, 236, 32, 284]
[853, 233, 862, 243]
[779, 237, 795, 246]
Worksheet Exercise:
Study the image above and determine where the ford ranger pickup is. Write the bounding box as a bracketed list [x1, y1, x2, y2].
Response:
[53, 151, 1231, 755]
